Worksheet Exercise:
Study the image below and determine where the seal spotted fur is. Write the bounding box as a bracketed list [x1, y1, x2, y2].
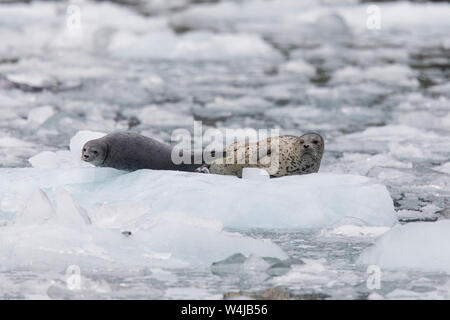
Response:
[206, 133, 324, 178]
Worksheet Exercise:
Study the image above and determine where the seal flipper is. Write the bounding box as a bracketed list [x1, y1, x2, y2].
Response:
[195, 165, 210, 174]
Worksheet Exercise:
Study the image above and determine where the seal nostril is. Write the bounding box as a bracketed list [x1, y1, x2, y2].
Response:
[304, 144, 309, 149]
[83, 154, 89, 159]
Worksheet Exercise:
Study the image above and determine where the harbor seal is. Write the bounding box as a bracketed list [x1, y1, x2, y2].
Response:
[81, 132, 201, 172]
[206, 133, 324, 178]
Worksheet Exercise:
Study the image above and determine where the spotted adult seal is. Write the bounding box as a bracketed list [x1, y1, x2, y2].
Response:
[81, 132, 201, 172]
[206, 133, 324, 178]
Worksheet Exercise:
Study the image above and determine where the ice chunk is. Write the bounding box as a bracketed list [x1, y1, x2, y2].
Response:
[0, 167, 125, 218]
[368, 293, 385, 300]
[320, 225, 390, 238]
[0, 126, 398, 270]
[123, 105, 194, 127]
[27, 105, 55, 127]
[313, 13, 351, 39]
[434, 162, 450, 174]
[28, 130, 109, 169]
[386, 289, 445, 300]
[54, 187, 91, 225]
[0, 168, 397, 229]
[0, 135, 37, 167]
[6, 73, 59, 90]
[0, 210, 286, 269]
[338, 2, 450, 31]
[358, 220, 450, 273]
[29, 151, 81, 169]
[90, 202, 152, 229]
[87, 170, 396, 228]
[279, 59, 315, 77]
[0, 136, 33, 148]
[396, 204, 440, 223]
[211, 253, 299, 278]
[241, 168, 270, 181]
[15, 189, 55, 225]
[332, 65, 418, 88]
[108, 30, 280, 61]
[270, 259, 329, 284]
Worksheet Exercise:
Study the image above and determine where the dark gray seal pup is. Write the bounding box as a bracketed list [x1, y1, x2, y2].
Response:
[206, 133, 324, 178]
[81, 132, 201, 172]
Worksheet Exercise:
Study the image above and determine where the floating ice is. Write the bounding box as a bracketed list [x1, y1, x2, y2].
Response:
[6, 73, 59, 91]
[0, 195, 287, 269]
[27, 106, 56, 128]
[15, 189, 55, 226]
[385, 289, 446, 300]
[358, 220, 450, 273]
[320, 225, 390, 238]
[0, 128, 398, 270]
[0, 136, 33, 148]
[108, 30, 280, 61]
[29, 130, 107, 169]
[211, 253, 301, 278]
[0, 166, 397, 229]
[332, 65, 418, 88]
[7, 130, 398, 231]
[434, 162, 450, 174]
[270, 259, 330, 285]
[122, 105, 194, 128]
[241, 168, 270, 181]
[279, 59, 315, 77]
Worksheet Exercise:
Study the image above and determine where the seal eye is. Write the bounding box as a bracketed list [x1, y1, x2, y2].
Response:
[93, 150, 98, 154]
[299, 140, 304, 144]
[312, 140, 319, 145]
[83, 148, 86, 152]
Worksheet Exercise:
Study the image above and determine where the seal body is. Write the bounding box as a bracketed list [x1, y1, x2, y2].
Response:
[207, 133, 324, 178]
[82, 132, 200, 172]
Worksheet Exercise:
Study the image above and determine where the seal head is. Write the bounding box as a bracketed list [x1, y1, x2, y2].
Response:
[81, 139, 108, 166]
[298, 132, 324, 165]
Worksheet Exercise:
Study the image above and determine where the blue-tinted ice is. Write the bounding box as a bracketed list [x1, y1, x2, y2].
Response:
[0, 0, 449, 299]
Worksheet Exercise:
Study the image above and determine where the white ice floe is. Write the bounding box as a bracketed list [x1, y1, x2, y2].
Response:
[169, 1, 450, 39]
[19, 131, 398, 230]
[279, 59, 315, 77]
[241, 168, 270, 181]
[385, 289, 447, 300]
[434, 162, 450, 174]
[122, 105, 194, 127]
[331, 65, 418, 88]
[29, 130, 107, 169]
[2, 166, 397, 229]
[0, 192, 286, 269]
[0, 136, 33, 148]
[0, 136, 37, 167]
[108, 30, 281, 61]
[358, 220, 450, 273]
[27, 106, 56, 128]
[0, 130, 398, 269]
[270, 259, 331, 285]
[320, 224, 390, 238]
